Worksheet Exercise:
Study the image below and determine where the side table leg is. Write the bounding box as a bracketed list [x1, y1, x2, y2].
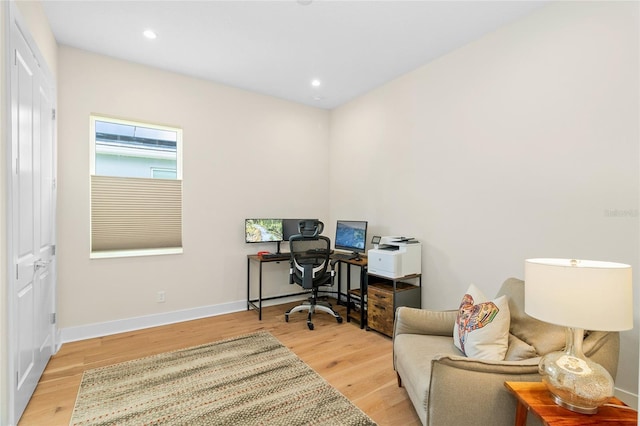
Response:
[514, 401, 527, 426]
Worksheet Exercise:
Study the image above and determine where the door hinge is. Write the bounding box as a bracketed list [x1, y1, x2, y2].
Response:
[52, 109, 56, 120]
[51, 245, 56, 256]
[16, 264, 19, 280]
[50, 313, 56, 325]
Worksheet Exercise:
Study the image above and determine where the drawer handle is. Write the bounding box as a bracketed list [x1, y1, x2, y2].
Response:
[374, 304, 386, 310]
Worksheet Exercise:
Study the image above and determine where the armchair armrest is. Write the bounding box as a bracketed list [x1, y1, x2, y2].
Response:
[393, 306, 457, 338]
[428, 354, 542, 426]
[432, 353, 541, 371]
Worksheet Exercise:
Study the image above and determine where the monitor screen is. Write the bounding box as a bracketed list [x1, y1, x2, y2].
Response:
[245, 219, 283, 243]
[335, 220, 368, 253]
[282, 218, 318, 241]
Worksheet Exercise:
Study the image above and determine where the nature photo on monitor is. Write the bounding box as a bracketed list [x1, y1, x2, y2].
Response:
[245, 219, 283, 243]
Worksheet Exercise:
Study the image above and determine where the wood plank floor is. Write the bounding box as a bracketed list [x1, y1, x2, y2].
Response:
[19, 301, 421, 426]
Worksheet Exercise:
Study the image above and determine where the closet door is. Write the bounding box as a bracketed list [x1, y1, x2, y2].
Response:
[9, 10, 57, 423]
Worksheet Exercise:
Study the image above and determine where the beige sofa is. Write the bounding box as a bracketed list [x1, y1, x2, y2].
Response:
[393, 277, 620, 426]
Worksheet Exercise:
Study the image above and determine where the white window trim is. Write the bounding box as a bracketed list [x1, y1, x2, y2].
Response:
[90, 114, 184, 259]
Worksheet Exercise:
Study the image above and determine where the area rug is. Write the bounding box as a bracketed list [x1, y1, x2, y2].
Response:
[70, 331, 376, 426]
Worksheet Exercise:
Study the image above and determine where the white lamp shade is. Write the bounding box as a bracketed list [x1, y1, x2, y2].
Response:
[525, 258, 633, 331]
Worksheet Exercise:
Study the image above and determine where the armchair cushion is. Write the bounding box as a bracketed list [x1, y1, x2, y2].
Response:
[453, 284, 510, 360]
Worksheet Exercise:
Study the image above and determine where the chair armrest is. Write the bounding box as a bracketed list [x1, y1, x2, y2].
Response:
[393, 306, 457, 338]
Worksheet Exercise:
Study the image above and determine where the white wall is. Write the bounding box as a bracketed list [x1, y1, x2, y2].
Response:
[330, 1, 639, 401]
[56, 46, 330, 331]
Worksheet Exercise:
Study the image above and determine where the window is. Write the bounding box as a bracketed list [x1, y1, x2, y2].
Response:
[90, 115, 183, 258]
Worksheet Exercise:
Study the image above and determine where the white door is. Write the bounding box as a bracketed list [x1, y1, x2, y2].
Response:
[9, 12, 57, 424]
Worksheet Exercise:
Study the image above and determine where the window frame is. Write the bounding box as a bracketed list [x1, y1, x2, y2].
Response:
[89, 114, 184, 259]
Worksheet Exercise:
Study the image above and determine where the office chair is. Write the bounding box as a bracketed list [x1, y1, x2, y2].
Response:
[285, 220, 343, 330]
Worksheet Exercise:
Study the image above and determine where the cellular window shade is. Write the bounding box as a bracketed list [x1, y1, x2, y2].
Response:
[91, 175, 182, 252]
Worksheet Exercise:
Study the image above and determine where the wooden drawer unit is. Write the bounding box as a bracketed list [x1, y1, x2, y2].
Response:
[366, 278, 421, 337]
[367, 284, 395, 336]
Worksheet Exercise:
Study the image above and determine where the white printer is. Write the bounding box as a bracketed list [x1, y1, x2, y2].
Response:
[367, 236, 421, 279]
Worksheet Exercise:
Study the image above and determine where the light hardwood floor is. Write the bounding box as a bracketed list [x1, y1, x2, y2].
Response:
[19, 301, 421, 426]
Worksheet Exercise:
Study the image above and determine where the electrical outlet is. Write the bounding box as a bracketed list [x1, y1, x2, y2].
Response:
[156, 291, 166, 303]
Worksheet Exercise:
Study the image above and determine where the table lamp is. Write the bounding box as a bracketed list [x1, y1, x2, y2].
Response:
[524, 258, 633, 414]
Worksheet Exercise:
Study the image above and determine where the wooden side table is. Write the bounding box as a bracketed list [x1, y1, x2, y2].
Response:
[504, 382, 637, 426]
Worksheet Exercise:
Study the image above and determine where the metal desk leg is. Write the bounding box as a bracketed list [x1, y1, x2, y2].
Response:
[346, 263, 351, 307]
[247, 257, 251, 311]
[258, 261, 263, 320]
[344, 264, 351, 321]
[361, 269, 367, 328]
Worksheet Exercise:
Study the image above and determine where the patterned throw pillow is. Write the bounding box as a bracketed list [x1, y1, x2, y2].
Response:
[453, 284, 510, 360]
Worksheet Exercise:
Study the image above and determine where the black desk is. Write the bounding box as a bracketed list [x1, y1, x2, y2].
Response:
[247, 254, 307, 320]
[335, 257, 368, 328]
[247, 253, 368, 323]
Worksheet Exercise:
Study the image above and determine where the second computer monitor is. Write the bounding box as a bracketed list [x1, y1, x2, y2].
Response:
[335, 220, 368, 254]
[283, 218, 319, 241]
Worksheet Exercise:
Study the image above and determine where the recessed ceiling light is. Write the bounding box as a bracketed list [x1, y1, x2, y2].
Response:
[311, 79, 321, 88]
[143, 29, 157, 40]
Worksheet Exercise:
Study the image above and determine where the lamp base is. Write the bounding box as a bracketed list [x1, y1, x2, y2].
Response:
[547, 388, 598, 415]
[538, 328, 614, 415]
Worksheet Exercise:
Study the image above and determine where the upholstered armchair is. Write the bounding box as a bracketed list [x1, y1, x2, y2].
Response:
[392, 278, 620, 426]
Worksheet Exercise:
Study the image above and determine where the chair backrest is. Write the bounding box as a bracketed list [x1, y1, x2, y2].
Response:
[297, 219, 324, 238]
[289, 220, 332, 289]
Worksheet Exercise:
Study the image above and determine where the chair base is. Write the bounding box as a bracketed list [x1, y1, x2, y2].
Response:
[285, 299, 343, 330]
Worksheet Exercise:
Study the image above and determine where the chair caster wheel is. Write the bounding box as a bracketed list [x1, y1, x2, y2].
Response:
[285, 315, 289, 322]
[337, 317, 343, 324]
[308, 322, 314, 330]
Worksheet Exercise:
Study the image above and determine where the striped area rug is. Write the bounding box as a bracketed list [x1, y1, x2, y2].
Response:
[69, 331, 376, 425]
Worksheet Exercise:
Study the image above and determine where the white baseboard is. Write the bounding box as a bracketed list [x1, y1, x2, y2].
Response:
[614, 387, 639, 410]
[59, 300, 247, 344]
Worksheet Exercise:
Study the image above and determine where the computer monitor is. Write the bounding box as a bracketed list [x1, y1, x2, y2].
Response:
[245, 218, 283, 244]
[282, 218, 318, 241]
[335, 220, 368, 254]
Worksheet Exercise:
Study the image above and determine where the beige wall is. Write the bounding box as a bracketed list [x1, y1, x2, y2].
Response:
[56, 46, 330, 329]
[330, 1, 639, 400]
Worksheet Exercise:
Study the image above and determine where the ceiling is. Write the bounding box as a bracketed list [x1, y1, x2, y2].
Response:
[43, 1, 548, 110]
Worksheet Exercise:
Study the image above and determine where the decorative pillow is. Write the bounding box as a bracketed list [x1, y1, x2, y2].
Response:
[453, 284, 510, 360]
